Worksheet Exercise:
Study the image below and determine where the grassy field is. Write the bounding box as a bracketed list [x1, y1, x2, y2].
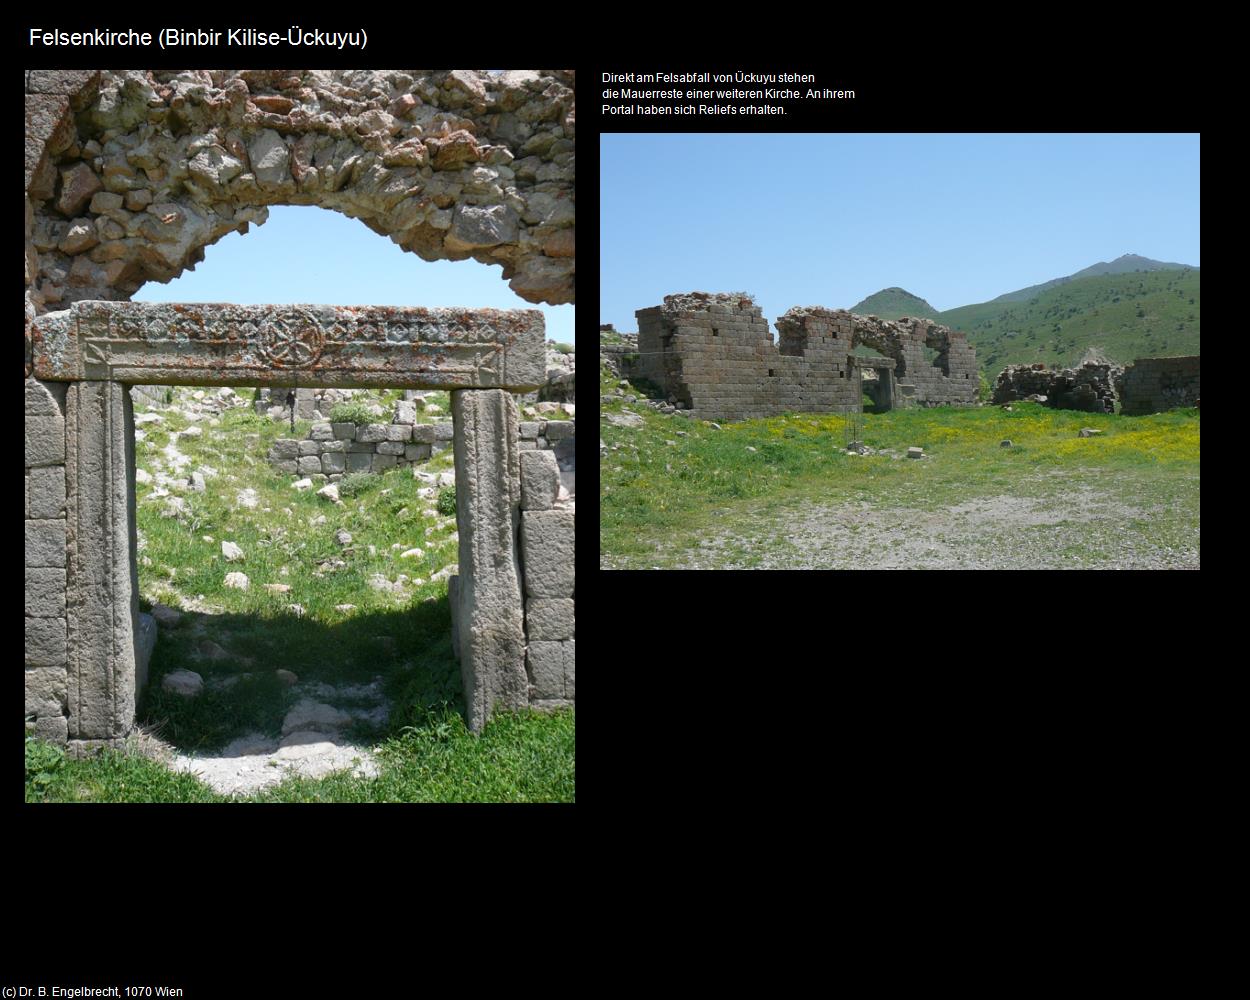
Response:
[600, 365, 1199, 569]
[25, 387, 575, 802]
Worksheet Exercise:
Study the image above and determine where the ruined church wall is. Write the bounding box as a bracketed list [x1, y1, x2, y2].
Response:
[633, 294, 977, 421]
[1118, 356, 1200, 415]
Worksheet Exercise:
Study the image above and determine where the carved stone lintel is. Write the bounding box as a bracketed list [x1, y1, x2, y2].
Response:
[32, 301, 546, 390]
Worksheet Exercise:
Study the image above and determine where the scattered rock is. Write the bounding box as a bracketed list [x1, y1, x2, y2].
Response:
[161, 496, 188, 518]
[335, 529, 353, 547]
[150, 603, 182, 628]
[334, 604, 357, 613]
[197, 639, 229, 660]
[236, 488, 259, 509]
[221, 541, 244, 562]
[317, 483, 341, 503]
[288, 604, 306, 617]
[1078, 428, 1103, 438]
[745, 446, 757, 453]
[224, 571, 249, 590]
[135, 468, 153, 485]
[292, 478, 313, 490]
[399, 547, 424, 559]
[161, 669, 203, 698]
[281, 698, 353, 736]
[264, 583, 291, 594]
[605, 411, 644, 429]
[908, 447, 924, 459]
[181, 426, 202, 437]
[1000, 440, 1013, 448]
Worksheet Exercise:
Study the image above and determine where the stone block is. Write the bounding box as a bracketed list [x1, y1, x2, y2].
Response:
[298, 440, 320, 457]
[518, 440, 536, 450]
[332, 422, 356, 440]
[310, 422, 334, 440]
[297, 456, 322, 474]
[545, 420, 575, 440]
[26, 715, 68, 744]
[294, 388, 316, 419]
[25, 665, 68, 717]
[25, 567, 66, 617]
[405, 443, 432, 461]
[521, 510, 575, 598]
[371, 453, 398, 472]
[26, 615, 66, 667]
[26, 377, 67, 417]
[377, 440, 406, 456]
[526, 597, 574, 641]
[385, 423, 412, 442]
[28, 465, 66, 518]
[520, 450, 560, 511]
[322, 451, 346, 474]
[410, 424, 437, 444]
[519, 421, 541, 439]
[394, 401, 417, 424]
[526, 641, 565, 699]
[358, 423, 389, 442]
[451, 389, 527, 733]
[346, 452, 373, 472]
[272, 459, 297, 474]
[564, 639, 575, 699]
[347, 441, 375, 452]
[432, 421, 456, 441]
[25, 416, 65, 468]
[269, 439, 299, 460]
[26, 519, 66, 568]
[320, 439, 346, 454]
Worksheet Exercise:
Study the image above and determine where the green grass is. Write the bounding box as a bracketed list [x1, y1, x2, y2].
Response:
[25, 388, 574, 802]
[936, 268, 1200, 374]
[25, 705, 575, 802]
[600, 364, 1199, 567]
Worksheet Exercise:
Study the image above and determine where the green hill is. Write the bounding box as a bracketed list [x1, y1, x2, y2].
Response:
[992, 254, 1195, 304]
[938, 268, 1200, 375]
[849, 287, 940, 320]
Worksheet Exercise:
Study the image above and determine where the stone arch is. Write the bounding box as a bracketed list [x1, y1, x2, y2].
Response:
[849, 317, 907, 377]
[25, 69, 574, 371]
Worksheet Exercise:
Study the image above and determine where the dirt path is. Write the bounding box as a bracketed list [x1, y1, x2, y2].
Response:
[631, 485, 1199, 569]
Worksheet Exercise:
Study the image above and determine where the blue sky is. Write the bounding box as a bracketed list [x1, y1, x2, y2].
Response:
[600, 133, 1200, 330]
[134, 205, 574, 344]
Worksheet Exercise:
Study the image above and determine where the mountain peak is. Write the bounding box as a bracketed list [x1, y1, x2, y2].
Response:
[848, 287, 939, 321]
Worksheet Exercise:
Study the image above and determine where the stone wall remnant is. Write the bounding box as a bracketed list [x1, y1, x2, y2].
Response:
[1117, 356, 1200, 415]
[992, 361, 1121, 413]
[633, 292, 977, 422]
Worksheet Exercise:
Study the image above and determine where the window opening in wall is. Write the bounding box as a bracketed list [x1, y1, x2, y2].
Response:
[712, 328, 719, 337]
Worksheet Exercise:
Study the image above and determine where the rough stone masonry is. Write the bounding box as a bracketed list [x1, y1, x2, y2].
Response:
[634, 292, 977, 422]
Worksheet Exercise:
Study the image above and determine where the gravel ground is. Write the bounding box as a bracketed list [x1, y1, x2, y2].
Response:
[137, 678, 389, 797]
[623, 485, 1199, 569]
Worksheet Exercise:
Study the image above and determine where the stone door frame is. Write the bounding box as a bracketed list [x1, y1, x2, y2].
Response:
[26, 300, 544, 749]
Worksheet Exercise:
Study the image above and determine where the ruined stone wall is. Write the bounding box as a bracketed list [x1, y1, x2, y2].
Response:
[25, 378, 70, 744]
[633, 293, 977, 421]
[518, 453, 574, 710]
[1118, 357, 1200, 415]
[993, 362, 1121, 413]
